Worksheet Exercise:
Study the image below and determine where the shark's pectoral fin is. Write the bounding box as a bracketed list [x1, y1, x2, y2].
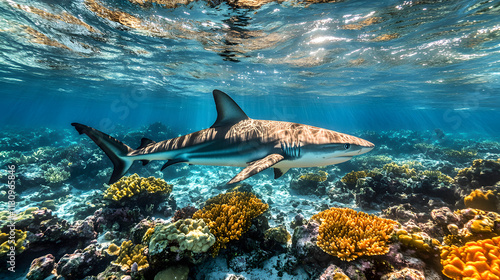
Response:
[273, 167, 290, 179]
[161, 158, 188, 171]
[228, 154, 285, 184]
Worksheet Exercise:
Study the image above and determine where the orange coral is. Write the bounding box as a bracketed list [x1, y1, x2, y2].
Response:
[464, 189, 498, 212]
[192, 191, 268, 256]
[312, 208, 398, 261]
[441, 236, 500, 280]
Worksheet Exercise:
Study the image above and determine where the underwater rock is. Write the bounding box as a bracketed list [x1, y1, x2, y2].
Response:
[172, 205, 198, 222]
[154, 264, 189, 280]
[455, 159, 500, 188]
[55, 244, 107, 279]
[291, 219, 330, 268]
[26, 254, 56, 280]
[380, 267, 425, 280]
[317, 264, 350, 280]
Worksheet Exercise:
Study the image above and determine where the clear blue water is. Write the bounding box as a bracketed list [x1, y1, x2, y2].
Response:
[1, 0, 500, 279]
[1, 0, 499, 137]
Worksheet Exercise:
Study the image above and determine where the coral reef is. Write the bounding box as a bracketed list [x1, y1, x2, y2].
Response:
[112, 240, 149, 271]
[0, 229, 27, 257]
[455, 159, 500, 188]
[43, 166, 70, 184]
[103, 173, 172, 201]
[290, 170, 329, 195]
[149, 218, 215, 255]
[441, 236, 500, 280]
[464, 189, 499, 212]
[311, 207, 399, 261]
[192, 191, 268, 256]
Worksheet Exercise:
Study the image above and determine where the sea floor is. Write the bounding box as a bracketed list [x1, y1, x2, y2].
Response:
[1, 124, 500, 279]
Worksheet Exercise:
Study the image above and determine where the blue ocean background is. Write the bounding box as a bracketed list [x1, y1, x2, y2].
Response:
[1, 0, 500, 279]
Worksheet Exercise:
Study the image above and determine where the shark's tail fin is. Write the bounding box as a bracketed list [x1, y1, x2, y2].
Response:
[71, 123, 134, 184]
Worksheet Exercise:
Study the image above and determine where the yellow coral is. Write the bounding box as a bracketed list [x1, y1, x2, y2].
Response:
[341, 170, 368, 186]
[396, 229, 441, 253]
[112, 240, 148, 271]
[441, 236, 500, 280]
[103, 174, 172, 201]
[312, 208, 398, 261]
[192, 191, 268, 256]
[421, 170, 454, 184]
[264, 225, 291, 244]
[299, 170, 328, 182]
[464, 189, 498, 212]
[106, 243, 121, 256]
[443, 149, 478, 159]
[0, 230, 27, 257]
[383, 162, 417, 177]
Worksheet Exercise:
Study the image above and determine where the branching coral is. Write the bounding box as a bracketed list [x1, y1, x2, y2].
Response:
[149, 219, 215, 255]
[43, 166, 70, 184]
[421, 170, 454, 184]
[382, 162, 417, 178]
[464, 189, 498, 212]
[441, 236, 500, 280]
[311, 207, 398, 261]
[443, 148, 478, 159]
[103, 174, 172, 201]
[111, 240, 148, 271]
[192, 191, 268, 256]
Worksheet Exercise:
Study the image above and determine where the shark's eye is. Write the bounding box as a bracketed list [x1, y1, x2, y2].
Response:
[344, 144, 350, 150]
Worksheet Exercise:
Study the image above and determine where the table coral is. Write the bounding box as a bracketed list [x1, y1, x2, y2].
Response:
[192, 191, 268, 256]
[464, 189, 498, 212]
[311, 207, 398, 261]
[111, 240, 148, 271]
[103, 173, 172, 201]
[441, 236, 500, 280]
[149, 218, 215, 255]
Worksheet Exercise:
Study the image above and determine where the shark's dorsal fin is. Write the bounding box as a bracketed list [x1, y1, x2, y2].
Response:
[137, 138, 156, 150]
[211, 90, 249, 128]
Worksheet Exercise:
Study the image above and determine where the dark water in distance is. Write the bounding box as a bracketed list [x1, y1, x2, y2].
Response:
[0, 0, 499, 136]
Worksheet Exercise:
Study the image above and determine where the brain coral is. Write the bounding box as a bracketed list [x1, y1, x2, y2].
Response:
[103, 173, 172, 201]
[149, 218, 215, 255]
[311, 207, 398, 261]
[192, 191, 268, 256]
[441, 236, 500, 280]
[112, 240, 148, 271]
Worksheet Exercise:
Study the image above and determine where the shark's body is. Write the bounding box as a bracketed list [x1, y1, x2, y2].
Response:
[72, 90, 374, 184]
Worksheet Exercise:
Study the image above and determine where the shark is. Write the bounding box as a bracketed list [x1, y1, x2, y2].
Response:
[72, 90, 374, 185]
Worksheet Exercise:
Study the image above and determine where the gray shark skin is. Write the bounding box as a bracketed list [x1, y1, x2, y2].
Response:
[72, 90, 374, 185]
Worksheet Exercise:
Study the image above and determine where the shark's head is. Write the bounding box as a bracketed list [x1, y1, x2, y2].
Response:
[286, 127, 375, 166]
